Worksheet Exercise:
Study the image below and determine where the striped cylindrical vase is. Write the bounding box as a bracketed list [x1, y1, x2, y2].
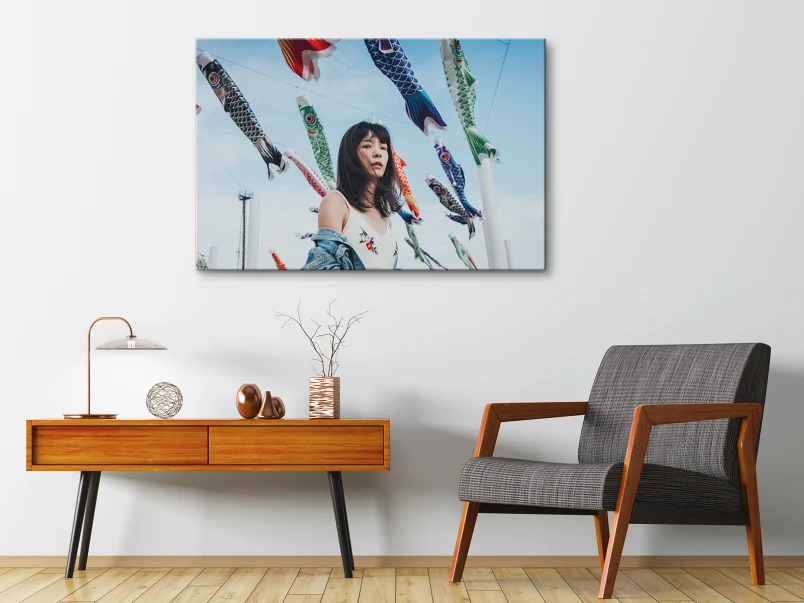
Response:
[309, 377, 340, 419]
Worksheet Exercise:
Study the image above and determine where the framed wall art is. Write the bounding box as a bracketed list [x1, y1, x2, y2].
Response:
[196, 38, 544, 270]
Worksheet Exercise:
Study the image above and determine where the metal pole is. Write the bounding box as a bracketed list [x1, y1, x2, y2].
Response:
[478, 157, 506, 269]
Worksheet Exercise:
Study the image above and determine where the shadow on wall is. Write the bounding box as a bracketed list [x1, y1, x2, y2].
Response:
[754, 365, 804, 550]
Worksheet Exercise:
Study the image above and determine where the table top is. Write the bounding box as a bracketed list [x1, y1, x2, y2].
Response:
[28, 418, 389, 426]
[27, 418, 390, 472]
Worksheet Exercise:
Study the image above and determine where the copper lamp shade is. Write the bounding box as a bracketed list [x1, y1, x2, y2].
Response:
[64, 317, 167, 419]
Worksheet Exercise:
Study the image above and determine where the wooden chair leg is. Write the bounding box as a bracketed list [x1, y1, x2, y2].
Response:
[450, 502, 479, 582]
[599, 505, 633, 598]
[594, 511, 609, 571]
[739, 413, 765, 585]
[599, 411, 651, 599]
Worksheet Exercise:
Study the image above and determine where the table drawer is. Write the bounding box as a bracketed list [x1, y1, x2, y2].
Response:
[209, 425, 384, 465]
[32, 426, 208, 465]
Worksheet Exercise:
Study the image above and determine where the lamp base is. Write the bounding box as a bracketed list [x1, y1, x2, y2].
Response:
[63, 413, 118, 419]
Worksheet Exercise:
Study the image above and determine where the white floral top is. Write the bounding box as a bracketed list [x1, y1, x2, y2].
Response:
[337, 192, 399, 270]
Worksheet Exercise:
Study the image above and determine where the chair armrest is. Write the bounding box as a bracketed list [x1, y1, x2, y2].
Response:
[616, 402, 763, 518]
[473, 402, 588, 457]
[638, 402, 762, 426]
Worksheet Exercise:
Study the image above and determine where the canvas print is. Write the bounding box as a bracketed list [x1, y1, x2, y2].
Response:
[196, 38, 545, 270]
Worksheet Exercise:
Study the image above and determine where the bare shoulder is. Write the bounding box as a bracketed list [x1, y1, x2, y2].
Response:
[318, 191, 349, 231]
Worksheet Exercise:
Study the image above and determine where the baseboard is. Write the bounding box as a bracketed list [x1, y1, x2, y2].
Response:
[1, 556, 803, 568]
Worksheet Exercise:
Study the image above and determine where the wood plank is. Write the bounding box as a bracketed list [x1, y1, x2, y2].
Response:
[492, 568, 546, 603]
[0, 568, 47, 592]
[0, 571, 12, 578]
[774, 586, 804, 600]
[289, 569, 333, 596]
[428, 568, 470, 603]
[245, 568, 299, 603]
[661, 573, 734, 603]
[0, 572, 65, 603]
[466, 592, 508, 603]
[359, 568, 395, 603]
[652, 569, 688, 574]
[715, 569, 802, 601]
[562, 578, 620, 603]
[587, 569, 653, 601]
[331, 569, 364, 580]
[94, 571, 169, 603]
[9, 569, 107, 603]
[132, 568, 206, 603]
[556, 570, 595, 581]
[209, 426, 384, 466]
[397, 570, 429, 577]
[684, 568, 772, 603]
[523, 568, 583, 603]
[170, 586, 220, 603]
[139, 568, 175, 572]
[621, 570, 689, 601]
[463, 569, 499, 591]
[32, 427, 208, 465]
[39, 569, 70, 574]
[62, 568, 141, 601]
[207, 568, 267, 603]
[285, 597, 322, 603]
[320, 578, 362, 603]
[767, 572, 804, 586]
[190, 568, 236, 587]
[781, 572, 804, 584]
[397, 576, 433, 603]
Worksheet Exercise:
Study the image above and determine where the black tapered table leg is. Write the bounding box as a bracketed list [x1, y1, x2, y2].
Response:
[334, 472, 355, 570]
[77, 472, 101, 571]
[66, 471, 91, 578]
[328, 471, 353, 578]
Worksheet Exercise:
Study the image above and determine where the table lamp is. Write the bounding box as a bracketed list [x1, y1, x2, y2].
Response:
[64, 316, 167, 419]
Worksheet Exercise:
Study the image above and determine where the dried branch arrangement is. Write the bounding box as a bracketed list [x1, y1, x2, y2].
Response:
[275, 300, 368, 377]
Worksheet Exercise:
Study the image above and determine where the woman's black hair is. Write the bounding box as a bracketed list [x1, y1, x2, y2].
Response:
[336, 121, 401, 218]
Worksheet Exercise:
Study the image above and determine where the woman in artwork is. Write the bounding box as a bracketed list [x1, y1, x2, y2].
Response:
[301, 121, 401, 270]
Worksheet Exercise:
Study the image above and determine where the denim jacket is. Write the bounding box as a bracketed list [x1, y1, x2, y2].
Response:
[301, 228, 367, 270]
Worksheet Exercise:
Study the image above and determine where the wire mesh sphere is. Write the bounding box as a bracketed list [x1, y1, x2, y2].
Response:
[146, 382, 183, 418]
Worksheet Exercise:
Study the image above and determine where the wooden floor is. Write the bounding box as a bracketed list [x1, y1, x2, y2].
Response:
[1, 567, 803, 603]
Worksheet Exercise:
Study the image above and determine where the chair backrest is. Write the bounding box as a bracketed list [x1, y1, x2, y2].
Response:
[578, 343, 771, 485]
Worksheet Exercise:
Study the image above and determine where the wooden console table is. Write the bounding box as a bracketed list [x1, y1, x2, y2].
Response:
[26, 419, 390, 579]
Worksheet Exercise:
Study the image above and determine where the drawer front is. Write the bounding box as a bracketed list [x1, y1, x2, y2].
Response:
[209, 426, 384, 466]
[32, 426, 208, 465]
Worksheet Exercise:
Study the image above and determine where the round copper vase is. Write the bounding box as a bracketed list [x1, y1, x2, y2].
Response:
[236, 384, 262, 419]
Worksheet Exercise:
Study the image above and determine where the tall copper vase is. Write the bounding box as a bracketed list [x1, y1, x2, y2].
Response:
[309, 377, 340, 419]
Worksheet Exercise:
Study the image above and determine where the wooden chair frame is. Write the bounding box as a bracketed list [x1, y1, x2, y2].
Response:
[448, 401, 764, 599]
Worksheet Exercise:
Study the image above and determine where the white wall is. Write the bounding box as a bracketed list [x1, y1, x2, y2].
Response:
[2, 0, 803, 558]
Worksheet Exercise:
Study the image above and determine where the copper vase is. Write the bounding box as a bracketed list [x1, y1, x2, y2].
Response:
[236, 384, 262, 419]
[309, 377, 340, 419]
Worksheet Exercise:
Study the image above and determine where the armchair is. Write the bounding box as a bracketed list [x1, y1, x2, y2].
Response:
[449, 343, 771, 599]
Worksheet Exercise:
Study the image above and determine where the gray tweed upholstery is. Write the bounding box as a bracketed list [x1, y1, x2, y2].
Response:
[578, 343, 770, 486]
[459, 343, 770, 511]
[459, 457, 745, 511]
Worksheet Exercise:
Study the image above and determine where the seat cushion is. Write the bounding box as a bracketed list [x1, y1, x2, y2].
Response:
[459, 457, 745, 512]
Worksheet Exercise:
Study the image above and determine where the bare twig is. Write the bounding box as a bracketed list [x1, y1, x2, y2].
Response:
[275, 300, 368, 377]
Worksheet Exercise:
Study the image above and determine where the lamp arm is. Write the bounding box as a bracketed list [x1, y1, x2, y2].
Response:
[87, 317, 135, 415]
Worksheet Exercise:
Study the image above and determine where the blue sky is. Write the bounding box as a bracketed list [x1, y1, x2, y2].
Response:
[196, 38, 544, 270]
